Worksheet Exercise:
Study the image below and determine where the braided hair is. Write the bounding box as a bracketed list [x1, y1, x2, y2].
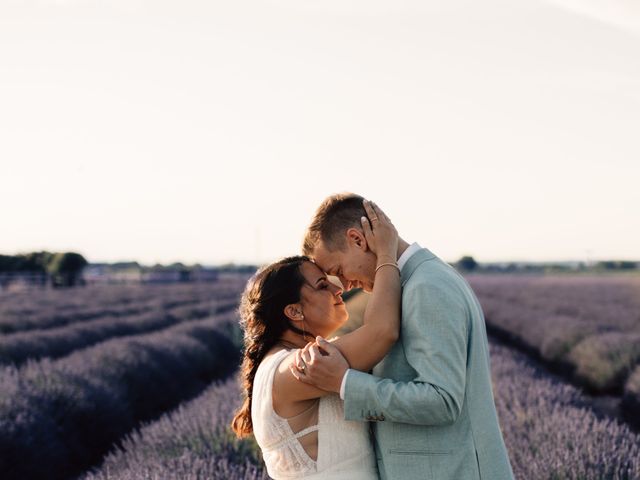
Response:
[231, 255, 311, 437]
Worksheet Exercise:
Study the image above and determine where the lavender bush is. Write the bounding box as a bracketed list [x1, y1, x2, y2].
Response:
[569, 332, 640, 392]
[89, 456, 266, 480]
[491, 342, 640, 479]
[0, 313, 240, 480]
[83, 379, 267, 480]
[623, 366, 640, 430]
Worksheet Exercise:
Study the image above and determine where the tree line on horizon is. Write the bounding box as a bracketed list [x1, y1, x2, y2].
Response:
[1, 252, 636, 289]
[454, 256, 638, 273]
[0, 252, 88, 287]
[0, 252, 257, 289]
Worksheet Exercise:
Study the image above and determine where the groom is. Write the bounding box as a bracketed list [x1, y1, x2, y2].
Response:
[297, 193, 514, 480]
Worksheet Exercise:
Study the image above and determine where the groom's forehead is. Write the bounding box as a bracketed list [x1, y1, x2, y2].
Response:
[311, 244, 340, 273]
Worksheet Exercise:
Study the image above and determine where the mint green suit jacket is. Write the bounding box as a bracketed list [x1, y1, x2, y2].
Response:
[344, 248, 514, 480]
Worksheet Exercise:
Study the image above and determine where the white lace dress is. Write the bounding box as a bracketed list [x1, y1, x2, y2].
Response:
[251, 349, 379, 479]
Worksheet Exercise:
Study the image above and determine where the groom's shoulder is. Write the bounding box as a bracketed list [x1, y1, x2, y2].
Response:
[404, 255, 469, 298]
[403, 249, 454, 283]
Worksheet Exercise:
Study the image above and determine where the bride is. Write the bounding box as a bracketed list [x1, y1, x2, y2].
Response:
[232, 201, 400, 479]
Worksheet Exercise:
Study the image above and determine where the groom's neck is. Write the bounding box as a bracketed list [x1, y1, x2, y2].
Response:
[396, 238, 410, 260]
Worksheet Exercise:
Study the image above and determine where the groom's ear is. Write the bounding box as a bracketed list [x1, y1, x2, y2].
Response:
[346, 227, 367, 251]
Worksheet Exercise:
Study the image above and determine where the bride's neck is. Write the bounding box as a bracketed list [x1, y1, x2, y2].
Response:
[279, 330, 313, 350]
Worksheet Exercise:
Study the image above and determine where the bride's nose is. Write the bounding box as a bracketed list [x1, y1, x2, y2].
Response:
[330, 282, 343, 296]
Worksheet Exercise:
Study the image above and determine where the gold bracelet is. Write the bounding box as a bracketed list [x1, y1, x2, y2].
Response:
[375, 262, 400, 274]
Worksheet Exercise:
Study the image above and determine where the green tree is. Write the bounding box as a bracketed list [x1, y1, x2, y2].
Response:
[0, 251, 52, 273]
[24, 251, 54, 272]
[596, 260, 638, 271]
[457, 255, 478, 272]
[47, 252, 88, 287]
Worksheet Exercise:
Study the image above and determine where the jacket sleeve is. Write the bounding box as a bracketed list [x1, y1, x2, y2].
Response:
[343, 276, 469, 426]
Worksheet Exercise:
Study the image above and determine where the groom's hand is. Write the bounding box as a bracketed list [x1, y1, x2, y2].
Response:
[290, 337, 349, 393]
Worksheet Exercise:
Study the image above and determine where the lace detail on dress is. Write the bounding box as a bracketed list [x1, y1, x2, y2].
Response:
[251, 349, 378, 479]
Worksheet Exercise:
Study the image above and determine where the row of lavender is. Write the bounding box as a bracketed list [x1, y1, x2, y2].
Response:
[491, 343, 639, 479]
[81, 342, 640, 480]
[0, 281, 247, 334]
[83, 380, 267, 480]
[0, 296, 239, 366]
[466, 274, 640, 427]
[625, 369, 640, 429]
[0, 314, 240, 480]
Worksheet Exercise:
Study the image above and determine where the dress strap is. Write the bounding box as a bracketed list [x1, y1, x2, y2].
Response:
[262, 424, 319, 451]
[293, 424, 319, 439]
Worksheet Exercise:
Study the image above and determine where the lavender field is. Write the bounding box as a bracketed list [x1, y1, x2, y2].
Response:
[0, 280, 249, 480]
[467, 274, 640, 427]
[80, 342, 640, 480]
[1, 274, 639, 479]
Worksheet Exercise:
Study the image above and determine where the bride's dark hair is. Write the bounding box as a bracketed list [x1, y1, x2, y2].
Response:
[231, 255, 311, 438]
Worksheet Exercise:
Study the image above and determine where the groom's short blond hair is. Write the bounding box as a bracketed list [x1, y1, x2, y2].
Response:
[302, 192, 366, 255]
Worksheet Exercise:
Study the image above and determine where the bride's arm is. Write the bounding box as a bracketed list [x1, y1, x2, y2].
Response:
[327, 204, 400, 371]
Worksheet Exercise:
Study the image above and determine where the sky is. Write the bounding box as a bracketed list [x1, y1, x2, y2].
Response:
[1, 0, 639, 266]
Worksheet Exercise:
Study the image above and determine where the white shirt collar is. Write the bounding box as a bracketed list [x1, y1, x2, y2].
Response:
[397, 242, 421, 271]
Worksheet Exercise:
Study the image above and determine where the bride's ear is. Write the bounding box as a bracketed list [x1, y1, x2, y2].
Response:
[346, 227, 367, 251]
[284, 303, 304, 323]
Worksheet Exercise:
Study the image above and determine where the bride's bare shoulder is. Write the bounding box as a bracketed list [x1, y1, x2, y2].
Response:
[264, 346, 294, 361]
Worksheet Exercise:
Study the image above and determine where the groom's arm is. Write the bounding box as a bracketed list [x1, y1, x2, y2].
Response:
[343, 277, 468, 426]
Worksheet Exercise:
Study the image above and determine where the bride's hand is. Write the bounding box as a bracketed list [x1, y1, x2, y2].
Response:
[361, 200, 398, 262]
